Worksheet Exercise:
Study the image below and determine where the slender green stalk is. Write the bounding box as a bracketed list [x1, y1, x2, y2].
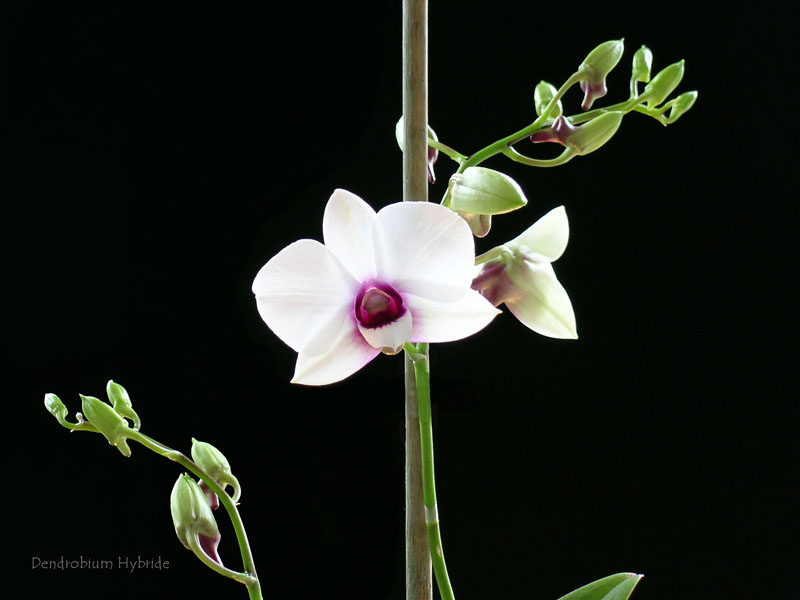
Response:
[440, 72, 581, 206]
[404, 342, 456, 600]
[429, 138, 467, 163]
[436, 72, 670, 206]
[127, 430, 262, 600]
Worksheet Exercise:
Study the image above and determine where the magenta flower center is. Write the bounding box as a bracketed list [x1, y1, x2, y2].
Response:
[355, 282, 404, 328]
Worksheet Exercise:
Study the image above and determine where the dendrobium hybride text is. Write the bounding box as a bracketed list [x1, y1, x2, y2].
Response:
[252, 189, 500, 385]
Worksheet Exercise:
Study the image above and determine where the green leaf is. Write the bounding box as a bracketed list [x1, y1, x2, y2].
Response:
[556, 573, 643, 600]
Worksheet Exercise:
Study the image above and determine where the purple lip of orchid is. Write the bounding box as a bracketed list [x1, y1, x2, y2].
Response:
[355, 281, 405, 328]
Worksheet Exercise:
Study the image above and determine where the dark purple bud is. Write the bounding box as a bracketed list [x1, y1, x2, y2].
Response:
[580, 80, 608, 111]
[577, 40, 624, 111]
[530, 116, 578, 146]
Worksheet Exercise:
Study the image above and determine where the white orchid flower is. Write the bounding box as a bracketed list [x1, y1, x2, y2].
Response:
[252, 189, 500, 386]
[471, 205, 577, 339]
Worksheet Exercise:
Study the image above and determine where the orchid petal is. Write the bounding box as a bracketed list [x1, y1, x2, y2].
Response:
[357, 310, 413, 353]
[372, 202, 475, 302]
[292, 321, 380, 386]
[510, 206, 569, 263]
[406, 290, 500, 343]
[323, 189, 377, 280]
[506, 262, 577, 339]
[252, 240, 358, 354]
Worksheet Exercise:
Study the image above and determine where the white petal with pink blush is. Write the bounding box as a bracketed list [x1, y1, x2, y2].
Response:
[252, 189, 499, 386]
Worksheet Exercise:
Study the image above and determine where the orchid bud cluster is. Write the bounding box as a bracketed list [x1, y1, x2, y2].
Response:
[44, 382, 252, 587]
[44, 380, 141, 456]
[391, 40, 697, 342]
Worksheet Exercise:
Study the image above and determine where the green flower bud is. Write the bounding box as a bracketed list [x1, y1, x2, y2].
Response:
[44, 393, 72, 429]
[643, 60, 685, 108]
[664, 90, 698, 124]
[105, 380, 141, 431]
[448, 167, 528, 217]
[534, 80, 562, 120]
[568, 111, 624, 155]
[631, 45, 653, 84]
[578, 39, 625, 110]
[170, 474, 222, 565]
[80, 394, 131, 456]
[191, 439, 241, 503]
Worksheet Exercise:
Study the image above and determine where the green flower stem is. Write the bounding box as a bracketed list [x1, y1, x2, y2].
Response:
[502, 146, 577, 168]
[438, 74, 672, 206]
[461, 72, 582, 170]
[440, 72, 581, 206]
[126, 430, 262, 600]
[404, 342, 456, 600]
[428, 138, 467, 163]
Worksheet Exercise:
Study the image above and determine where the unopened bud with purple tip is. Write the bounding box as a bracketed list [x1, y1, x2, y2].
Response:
[170, 473, 223, 565]
[531, 111, 624, 156]
[448, 167, 527, 238]
[577, 39, 625, 110]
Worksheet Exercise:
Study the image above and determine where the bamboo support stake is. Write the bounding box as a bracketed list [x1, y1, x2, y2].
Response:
[402, 1, 432, 599]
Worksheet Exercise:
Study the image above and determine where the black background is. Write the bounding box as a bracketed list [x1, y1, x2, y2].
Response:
[7, 3, 796, 599]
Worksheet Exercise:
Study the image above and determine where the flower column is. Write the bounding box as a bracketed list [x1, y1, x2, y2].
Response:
[402, 1, 432, 599]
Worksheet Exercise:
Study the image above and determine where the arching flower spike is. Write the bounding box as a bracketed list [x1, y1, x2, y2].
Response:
[252, 189, 500, 386]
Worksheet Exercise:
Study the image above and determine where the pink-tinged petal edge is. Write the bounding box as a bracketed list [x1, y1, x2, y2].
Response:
[252, 239, 357, 355]
[292, 320, 381, 386]
[406, 290, 500, 343]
